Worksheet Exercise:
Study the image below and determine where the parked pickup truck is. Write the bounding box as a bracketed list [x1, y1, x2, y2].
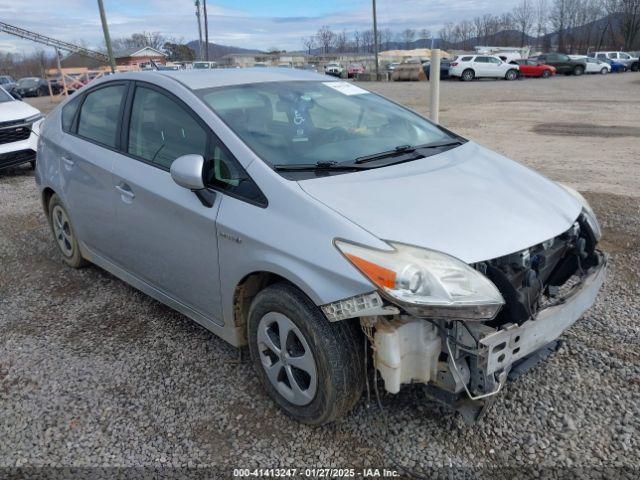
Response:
[534, 53, 587, 76]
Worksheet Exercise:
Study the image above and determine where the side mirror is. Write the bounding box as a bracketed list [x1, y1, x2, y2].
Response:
[171, 154, 205, 190]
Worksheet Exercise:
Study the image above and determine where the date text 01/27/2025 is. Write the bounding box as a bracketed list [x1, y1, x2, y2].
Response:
[232, 468, 400, 478]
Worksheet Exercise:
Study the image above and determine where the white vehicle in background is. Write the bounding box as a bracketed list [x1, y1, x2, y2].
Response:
[193, 61, 218, 70]
[0, 86, 43, 172]
[324, 63, 344, 77]
[588, 51, 639, 71]
[577, 56, 611, 74]
[449, 55, 519, 81]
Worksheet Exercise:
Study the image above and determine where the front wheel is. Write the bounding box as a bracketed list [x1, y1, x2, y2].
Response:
[600, 67, 609, 75]
[461, 69, 475, 81]
[248, 283, 364, 425]
[505, 69, 518, 81]
[542, 69, 551, 78]
[631, 62, 639, 72]
[573, 66, 584, 76]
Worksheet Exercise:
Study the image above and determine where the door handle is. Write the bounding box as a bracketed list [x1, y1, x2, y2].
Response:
[115, 183, 135, 201]
[61, 155, 74, 169]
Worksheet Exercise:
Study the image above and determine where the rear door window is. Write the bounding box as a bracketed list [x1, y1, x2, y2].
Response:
[77, 84, 126, 148]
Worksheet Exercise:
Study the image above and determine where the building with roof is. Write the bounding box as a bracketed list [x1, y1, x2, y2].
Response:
[114, 46, 167, 67]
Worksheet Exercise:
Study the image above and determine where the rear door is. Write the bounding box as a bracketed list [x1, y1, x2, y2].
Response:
[473, 56, 490, 76]
[58, 82, 128, 259]
[111, 82, 224, 321]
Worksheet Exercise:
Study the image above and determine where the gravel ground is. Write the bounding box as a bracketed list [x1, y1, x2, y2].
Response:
[1, 74, 639, 478]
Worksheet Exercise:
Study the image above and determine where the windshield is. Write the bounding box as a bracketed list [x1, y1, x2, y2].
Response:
[18, 78, 39, 87]
[0, 87, 13, 103]
[196, 81, 457, 167]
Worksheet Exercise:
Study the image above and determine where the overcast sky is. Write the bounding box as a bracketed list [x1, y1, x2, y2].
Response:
[0, 0, 521, 54]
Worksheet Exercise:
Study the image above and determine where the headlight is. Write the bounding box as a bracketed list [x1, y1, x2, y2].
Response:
[335, 240, 504, 320]
[558, 183, 602, 241]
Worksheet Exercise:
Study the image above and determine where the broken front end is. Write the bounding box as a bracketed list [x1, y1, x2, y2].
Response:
[324, 209, 606, 419]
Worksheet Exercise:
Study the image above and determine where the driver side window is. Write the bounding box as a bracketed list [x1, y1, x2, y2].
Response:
[127, 86, 207, 169]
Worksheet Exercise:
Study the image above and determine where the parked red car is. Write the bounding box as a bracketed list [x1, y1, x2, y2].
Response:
[347, 64, 366, 78]
[510, 59, 556, 78]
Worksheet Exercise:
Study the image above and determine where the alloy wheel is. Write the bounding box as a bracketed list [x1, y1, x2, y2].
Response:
[52, 205, 74, 257]
[257, 312, 317, 406]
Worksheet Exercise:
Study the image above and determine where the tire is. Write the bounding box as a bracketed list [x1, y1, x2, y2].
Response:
[47, 193, 87, 268]
[29, 160, 36, 170]
[542, 69, 551, 78]
[631, 62, 639, 72]
[573, 66, 584, 76]
[248, 282, 364, 425]
[461, 69, 474, 81]
[600, 67, 609, 75]
[505, 69, 518, 81]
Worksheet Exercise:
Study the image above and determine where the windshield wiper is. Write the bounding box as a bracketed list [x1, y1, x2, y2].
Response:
[354, 140, 464, 164]
[273, 161, 369, 172]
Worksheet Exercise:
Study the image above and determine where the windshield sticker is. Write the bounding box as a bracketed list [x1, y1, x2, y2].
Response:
[322, 82, 369, 96]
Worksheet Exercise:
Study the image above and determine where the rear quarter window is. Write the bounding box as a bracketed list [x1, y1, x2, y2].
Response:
[61, 95, 81, 133]
[461, 56, 473, 61]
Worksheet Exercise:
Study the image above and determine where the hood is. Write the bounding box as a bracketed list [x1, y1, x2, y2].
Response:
[0, 100, 41, 123]
[298, 141, 582, 264]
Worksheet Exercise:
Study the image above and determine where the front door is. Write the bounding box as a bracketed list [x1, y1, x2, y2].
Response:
[111, 83, 224, 322]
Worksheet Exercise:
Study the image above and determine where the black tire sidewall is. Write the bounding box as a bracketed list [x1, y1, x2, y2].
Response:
[48, 194, 85, 268]
[247, 283, 363, 425]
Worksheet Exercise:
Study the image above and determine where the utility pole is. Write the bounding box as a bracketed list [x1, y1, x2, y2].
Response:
[195, 0, 204, 61]
[372, 0, 379, 79]
[96, 0, 116, 73]
[203, 0, 209, 61]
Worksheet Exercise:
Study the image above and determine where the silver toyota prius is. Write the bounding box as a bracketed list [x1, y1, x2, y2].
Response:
[36, 69, 606, 424]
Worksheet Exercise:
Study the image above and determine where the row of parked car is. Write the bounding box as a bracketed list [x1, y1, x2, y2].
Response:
[424, 50, 639, 82]
[0, 75, 64, 99]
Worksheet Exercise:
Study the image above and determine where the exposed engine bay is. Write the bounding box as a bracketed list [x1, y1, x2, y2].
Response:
[325, 213, 606, 420]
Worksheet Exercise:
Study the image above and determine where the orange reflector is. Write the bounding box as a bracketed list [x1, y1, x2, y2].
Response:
[346, 254, 396, 289]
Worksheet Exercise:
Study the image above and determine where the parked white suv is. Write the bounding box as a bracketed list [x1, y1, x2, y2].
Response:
[0, 86, 43, 172]
[588, 52, 639, 71]
[449, 55, 519, 81]
[324, 63, 344, 77]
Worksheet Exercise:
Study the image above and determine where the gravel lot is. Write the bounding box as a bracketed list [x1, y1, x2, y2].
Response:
[1, 73, 639, 477]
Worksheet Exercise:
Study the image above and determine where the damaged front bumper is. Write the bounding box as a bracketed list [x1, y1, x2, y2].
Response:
[364, 251, 607, 411]
[478, 251, 607, 376]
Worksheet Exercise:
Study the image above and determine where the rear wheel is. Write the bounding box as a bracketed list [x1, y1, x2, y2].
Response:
[631, 62, 639, 72]
[600, 67, 609, 75]
[505, 69, 518, 81]
[542, 69, 551, 78]
[461, 69, 475, 81]
[248, 283, 364, 425]
[48, 194, 87, 268]
[573, 65, 584, 76]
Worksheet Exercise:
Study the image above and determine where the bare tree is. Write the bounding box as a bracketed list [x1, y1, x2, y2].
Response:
[419, 28, 432, 43]
[302, 36, 315, 55]
[316, 25, 336, 54]
[534, 0, 549, 50]
[381, 28, 394, 50]
[550, 0, 570, 51]
[618, 0, 640, 49]
[513, 0, 535, 46]
[335, 30, 348, 53]
[401, 28, 416, 49]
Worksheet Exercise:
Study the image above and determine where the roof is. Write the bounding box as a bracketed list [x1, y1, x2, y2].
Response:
[142, 67, 327, 89]
[114, 46, 167, 58]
